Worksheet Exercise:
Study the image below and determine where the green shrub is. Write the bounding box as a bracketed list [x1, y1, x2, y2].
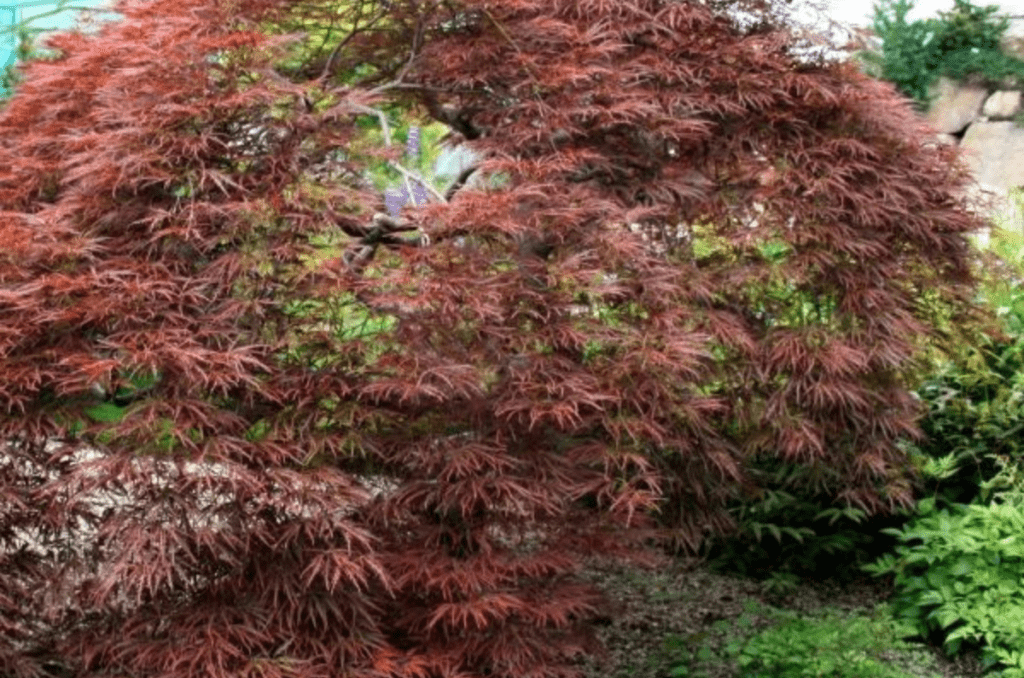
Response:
[862, 0, 1024, 107]
[699, 458, 902, 588]
[903, 339, 1024, 509]
[864, 459, 1024, 676]
[845, 214, 1024, 678]
[664, 601, 943, 678]
[901, 225, 1024, 511]
[859, 225, 1024, 678]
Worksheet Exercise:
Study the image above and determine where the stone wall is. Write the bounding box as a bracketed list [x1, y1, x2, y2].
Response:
[842, 18, 1024, 244]
[925, 75, 1024, 242]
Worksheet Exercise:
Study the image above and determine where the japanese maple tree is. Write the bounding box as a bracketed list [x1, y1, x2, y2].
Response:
[0, 0, 989, 677]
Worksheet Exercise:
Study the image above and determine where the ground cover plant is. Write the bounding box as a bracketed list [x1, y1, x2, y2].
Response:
[663, 600, 945, 678]
[864, 470, 1024, 678]
[0, 0, 997, 677]
[571, 556, 983, 678]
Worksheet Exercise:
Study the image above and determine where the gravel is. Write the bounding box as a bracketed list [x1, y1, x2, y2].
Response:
[574, 554, 988, 678]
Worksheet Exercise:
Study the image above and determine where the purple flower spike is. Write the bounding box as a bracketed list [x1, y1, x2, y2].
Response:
[411, 182, 429, 206]
[384, 186, 408, 217]
[406, 126, 421, 161]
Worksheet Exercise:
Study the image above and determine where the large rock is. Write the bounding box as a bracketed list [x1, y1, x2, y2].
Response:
[435, 143, 482, 181]
[434, 143, 497, 191]
[960, 121, 1024, 194]
[982, 90, 1022, 119]
[926, 77, 989, 134]
[937, 119, 1024, 240]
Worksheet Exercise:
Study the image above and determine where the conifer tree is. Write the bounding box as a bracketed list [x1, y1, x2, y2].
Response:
[0, 1, 987, 677]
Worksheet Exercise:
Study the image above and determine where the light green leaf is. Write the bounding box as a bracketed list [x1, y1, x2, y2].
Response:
[84, 402, 125, 423]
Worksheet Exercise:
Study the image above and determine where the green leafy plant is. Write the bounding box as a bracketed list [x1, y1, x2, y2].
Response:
[864, 468, 1024, 676]
[851, 204, 1024, 677]
[902, 341, 1024, 510]
[862, 0, 1024, 107]
[700, 458, 905, 587]
[665, 601, 944, 678]
[978, 219, 1024, 336]
[900, 223, 1024, 511]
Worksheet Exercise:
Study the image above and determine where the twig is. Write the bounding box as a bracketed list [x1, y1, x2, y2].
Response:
[318, 5, 393, 84]
[388, 161, 447, 204]
[346, 103, 393, 146]
[390, 15, 426, 87]
[444, 165, 479, 202]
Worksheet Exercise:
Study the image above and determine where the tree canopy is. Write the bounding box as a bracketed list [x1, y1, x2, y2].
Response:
[0, 1, 990, 677]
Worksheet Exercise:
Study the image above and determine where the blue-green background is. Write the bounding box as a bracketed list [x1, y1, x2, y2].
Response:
[2, 1, 115, 94]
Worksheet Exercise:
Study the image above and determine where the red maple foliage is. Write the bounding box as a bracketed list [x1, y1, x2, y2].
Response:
[0, 1, 988, 677]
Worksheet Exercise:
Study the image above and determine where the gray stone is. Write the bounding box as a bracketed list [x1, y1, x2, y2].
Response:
[926, 77, 989, 134]
[983, 90, 1022, 119]
[960, 121, 1024, 195]
[434, 143, 482, 180]
[434, 143, 504, 192]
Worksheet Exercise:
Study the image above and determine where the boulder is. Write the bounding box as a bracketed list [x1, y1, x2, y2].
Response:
[926, 76, 989, 134]
[434, 143, 482, 181]
[434, 143, 496, 192]
[982, 90, 1022, 119]
[960, 121, 1024, 195]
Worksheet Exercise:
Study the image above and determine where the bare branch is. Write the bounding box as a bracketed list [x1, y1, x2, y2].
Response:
[317, 4, 394, 84]
[444, 165, 479, 202]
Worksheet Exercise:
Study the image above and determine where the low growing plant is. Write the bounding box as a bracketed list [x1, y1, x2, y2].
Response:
[664, 601, 944, 678]
[864, 464, 1024, 677]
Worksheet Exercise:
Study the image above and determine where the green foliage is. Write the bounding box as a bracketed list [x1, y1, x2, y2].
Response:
[903, 342, 1024, 508]
[901, 225, 1024, 511]
[688, 224, 842, 332]
[1, 28, 36, 97]
[83, 402, 125, 424]
[664, 601, 943, 678]
[277, 290, 398, 372]
[978, 219, 1024, 336]
[855, 221, 1024, 677]
[863, 0, 1024, 106]
[700, 457, 905, 588]
[863, 469, 1024, 676]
